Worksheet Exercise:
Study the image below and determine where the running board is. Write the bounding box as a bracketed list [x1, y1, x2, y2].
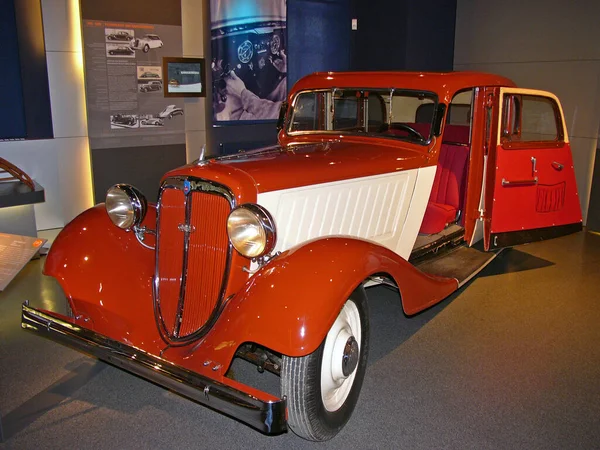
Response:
[414, 245, 500, 287]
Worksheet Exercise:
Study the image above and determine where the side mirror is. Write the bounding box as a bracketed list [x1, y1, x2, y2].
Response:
[432, 103, 447, 137]
[276, 101, 288, 131]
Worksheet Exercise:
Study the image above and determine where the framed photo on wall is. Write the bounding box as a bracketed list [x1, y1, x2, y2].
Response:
[163, 57, 206, 97]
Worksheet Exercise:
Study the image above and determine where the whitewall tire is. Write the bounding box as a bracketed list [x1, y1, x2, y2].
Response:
[281, 287, 369, 441]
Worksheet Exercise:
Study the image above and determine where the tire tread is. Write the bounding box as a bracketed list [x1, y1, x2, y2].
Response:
[281, 286, 369, 441]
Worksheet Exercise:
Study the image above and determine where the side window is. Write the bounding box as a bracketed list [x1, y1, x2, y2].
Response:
[501, 94, 562, 144]
[448, 90, 472, 126]
[289, 92, 325, 132]
[443, 89, 473, 145]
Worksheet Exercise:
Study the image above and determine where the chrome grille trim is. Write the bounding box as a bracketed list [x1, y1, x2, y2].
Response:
[153, 176, 235, 345]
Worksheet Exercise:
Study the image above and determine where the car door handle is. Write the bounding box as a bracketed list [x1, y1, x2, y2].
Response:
[551, 161, 564, 171]
[501, 177, 538, 187]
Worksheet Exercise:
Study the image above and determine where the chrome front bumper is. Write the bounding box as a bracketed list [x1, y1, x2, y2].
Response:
[21, 303, 287, 435]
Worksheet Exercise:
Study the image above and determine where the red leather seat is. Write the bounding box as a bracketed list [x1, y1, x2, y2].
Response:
[419, 143, 470, 234]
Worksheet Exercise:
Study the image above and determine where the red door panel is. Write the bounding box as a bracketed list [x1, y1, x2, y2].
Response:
[487, 88, 582, 249]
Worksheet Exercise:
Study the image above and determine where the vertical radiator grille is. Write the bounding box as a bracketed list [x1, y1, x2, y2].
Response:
[155, 185, 231, 340]
[180, 192, 230, 336]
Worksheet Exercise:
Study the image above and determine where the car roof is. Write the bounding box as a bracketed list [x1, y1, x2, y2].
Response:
[289, 71, 517, 103]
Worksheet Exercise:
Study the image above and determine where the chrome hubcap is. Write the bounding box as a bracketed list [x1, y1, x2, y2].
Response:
[342, 336, 359, 377]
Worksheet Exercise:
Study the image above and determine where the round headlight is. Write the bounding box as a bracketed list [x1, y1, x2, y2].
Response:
[105, 184, 147, 229]
[227, 204, 276, 258]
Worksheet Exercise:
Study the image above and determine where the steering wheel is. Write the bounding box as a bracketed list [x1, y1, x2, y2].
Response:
[380, 123, 425, 141]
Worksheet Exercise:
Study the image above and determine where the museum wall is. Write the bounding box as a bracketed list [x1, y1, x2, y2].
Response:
[181, 0, 208, 163]
[0, 0, 93, 230]
[352, 0, 456, 71]
[454, 0, 600, 223]
[0, 0, 207, 229]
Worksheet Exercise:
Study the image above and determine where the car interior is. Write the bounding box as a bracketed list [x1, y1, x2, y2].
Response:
[410, 91, 474, 257]
[288, 88, 476, 256]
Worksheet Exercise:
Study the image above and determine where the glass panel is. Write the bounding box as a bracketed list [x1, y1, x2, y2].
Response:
[502, 94, 560, 143]
[333, 91, 360, 130]
[289, 92, 326, 132]
[448, 90, 472, 126]
[288, 88, 437, 145]
[385, 91, 436, 142]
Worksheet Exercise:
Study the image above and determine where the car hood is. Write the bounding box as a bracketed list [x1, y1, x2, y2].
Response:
[163, 136, 433, 197]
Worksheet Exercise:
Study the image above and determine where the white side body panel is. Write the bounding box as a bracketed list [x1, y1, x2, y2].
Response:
[257, 166, 436, 260]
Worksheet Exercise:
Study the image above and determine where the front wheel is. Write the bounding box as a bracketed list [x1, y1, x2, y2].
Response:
[281, 287, 369, 441]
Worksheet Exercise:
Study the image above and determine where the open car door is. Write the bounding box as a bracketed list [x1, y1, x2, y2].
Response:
[486, 88, 582, 250]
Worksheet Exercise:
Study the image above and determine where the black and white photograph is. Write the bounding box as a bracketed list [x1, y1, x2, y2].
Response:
[137, 65, 162, 80]
[210, 0, 287, 121]
[130, 34, 164, 53]
[157, 104, 184, 120]
[110, 114, 139, 129]
[106, 43, 135, 58]
[105, 28, 134, 42]
[139, 115, 164, 127]
[138, 80, 163, 93]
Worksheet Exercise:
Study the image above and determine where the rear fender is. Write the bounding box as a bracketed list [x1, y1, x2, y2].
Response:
[194, 237, 457, 365]
[44, 204, 164, 353]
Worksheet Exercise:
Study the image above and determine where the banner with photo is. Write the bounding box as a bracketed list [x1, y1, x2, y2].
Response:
[210, 0, 287, 122]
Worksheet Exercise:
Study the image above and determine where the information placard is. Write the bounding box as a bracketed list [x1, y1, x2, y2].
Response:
[0, 233, 46, 291]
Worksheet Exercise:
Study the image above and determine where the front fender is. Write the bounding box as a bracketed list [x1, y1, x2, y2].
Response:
[195, 237, 457, 364]
[44, 204, 164, 353]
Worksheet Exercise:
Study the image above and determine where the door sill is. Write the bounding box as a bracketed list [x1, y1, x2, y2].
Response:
[409, 225, 465, 264]
[414, 245, 500, 287]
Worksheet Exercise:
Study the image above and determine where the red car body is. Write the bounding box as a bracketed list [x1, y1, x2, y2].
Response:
[22, 71, 582, 440]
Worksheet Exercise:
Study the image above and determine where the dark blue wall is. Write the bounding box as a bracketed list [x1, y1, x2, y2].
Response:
[0, 0, 26, 139]
[352, 0, 407, 70]
[0, 0, 54, 141]
[353, 0, 456, 71]
[404, 0, 457, 71]
[287, 0, 354, 86]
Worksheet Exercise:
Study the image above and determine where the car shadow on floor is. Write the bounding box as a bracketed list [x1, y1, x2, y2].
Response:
[478, 247, 554, 277]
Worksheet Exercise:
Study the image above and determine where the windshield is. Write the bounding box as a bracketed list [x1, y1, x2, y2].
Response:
[288, 88, 438, 144]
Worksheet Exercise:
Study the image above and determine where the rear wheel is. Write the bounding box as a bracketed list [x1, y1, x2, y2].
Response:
[281, 287, 369, 441]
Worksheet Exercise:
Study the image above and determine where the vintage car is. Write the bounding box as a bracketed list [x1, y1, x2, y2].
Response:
[158, 104, 184, 119]
[108, 46, 134, 56]
[169, 78, 180, 87]
[140, 117, 164, 126]
[106, 30, 132, 41]
[110, 114, 137, 127]
[139, 71, 160, 79]
[22, 72, 582, 441]
[139, 81, 162, 93]
[130, 34, 164, 53]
